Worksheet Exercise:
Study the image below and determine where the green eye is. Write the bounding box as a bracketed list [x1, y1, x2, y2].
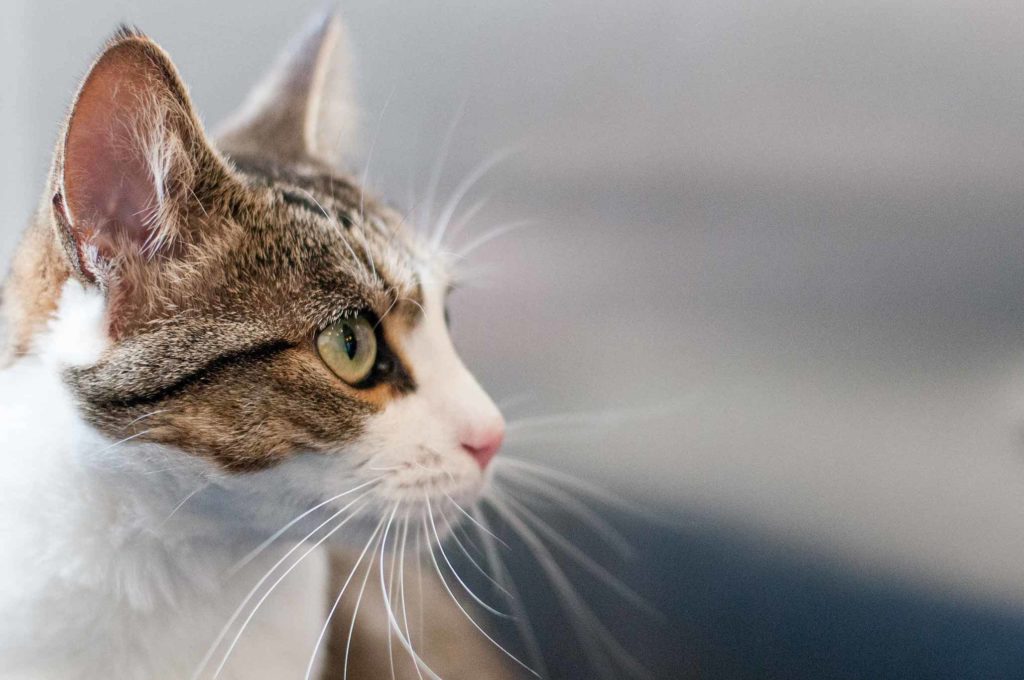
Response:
[316, 314, 378, 385]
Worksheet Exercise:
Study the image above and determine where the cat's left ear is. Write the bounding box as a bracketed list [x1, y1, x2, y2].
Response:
[215, 10, 357, 168]
[56, 28, 229, 283]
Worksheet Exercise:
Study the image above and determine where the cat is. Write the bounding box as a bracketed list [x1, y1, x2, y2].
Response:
[0, 11, 518, 680]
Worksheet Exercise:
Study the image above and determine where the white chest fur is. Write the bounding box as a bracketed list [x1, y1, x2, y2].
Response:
[0, 285, 329, 680]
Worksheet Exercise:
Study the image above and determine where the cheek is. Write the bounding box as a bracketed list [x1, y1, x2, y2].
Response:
[356, 394, 455, 462]
[93, 349, 378, 473]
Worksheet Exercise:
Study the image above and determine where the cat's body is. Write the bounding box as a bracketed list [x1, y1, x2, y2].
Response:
[0, 285, 504, 680]
[0, 13, 512, 680]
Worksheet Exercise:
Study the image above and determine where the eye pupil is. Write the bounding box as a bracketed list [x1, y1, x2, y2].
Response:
[342, 324, 357, 359]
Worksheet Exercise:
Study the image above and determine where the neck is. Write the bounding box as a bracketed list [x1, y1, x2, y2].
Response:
[0, 339, 328, 680]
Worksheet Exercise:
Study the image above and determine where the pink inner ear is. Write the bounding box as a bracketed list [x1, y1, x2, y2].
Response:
[63, 44, 164, 259]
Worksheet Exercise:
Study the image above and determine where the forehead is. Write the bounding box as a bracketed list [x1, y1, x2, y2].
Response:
[212, 154, 443, 333]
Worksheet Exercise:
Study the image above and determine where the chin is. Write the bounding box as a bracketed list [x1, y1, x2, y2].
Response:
[254, 443, 488, 548]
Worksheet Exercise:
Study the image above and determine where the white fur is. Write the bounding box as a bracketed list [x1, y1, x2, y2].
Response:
[0, 284, 327, 680]
[0, 273, 504, 679]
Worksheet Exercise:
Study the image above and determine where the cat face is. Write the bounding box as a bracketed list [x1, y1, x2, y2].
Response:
[39, 18, 504, 522]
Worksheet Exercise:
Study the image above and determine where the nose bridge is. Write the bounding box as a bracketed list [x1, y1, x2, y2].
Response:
[397, 275, 506, 469]
[430, 331, 499, 422]
[403, 271, 502, 426]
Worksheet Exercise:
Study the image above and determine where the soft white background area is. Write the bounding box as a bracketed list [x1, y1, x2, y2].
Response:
[3, 0, 1024, 609]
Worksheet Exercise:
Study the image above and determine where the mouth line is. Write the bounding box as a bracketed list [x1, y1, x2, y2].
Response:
[379, 474, 482, 500]
[366, 446, 451, 473]
[390, 477, 452, 490]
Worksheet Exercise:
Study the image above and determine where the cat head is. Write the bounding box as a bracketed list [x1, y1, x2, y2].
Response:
[37, 14, 505, 524]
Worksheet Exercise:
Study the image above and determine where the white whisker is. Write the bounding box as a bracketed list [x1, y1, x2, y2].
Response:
[500, 492, 658, 619]
[397, 517, 425, 680]
[297, 188, 370, 280]
[495, 458, 640, 515]
[432, 149, 513, 251]
[421, 99, 466, 232]
[304, 513, 389, 680]
[201, 494, 370, 680]
[95, 429, 154, 455]
[357, 225, 379, 283]
[229, 477, 383, 575]
[359, 85, 396, 223]
[440, 512, 510, 597]
[472, 507, 550, 679]
[450, 517, 487, 558]
[495, 469, 633, 558]
[160, 483, 206, 525]
[420, 511, 538, 678]
[386, 515, 400, 680]
[495, 392, 536, 415]
[415, 527, 425, 649]
[505, 400, 690, 437]
[425, 495, 510, 618]
[121, 408, 168, 430]
[485, 496, 652, 680]
[374, 293, 401, 330]
[440, 195, 489, 246]
[442, 492, 509, 548]
[379, 506, 444, 680]
[451, 219, 533, 260]
[343, 521, 385, 680]
[398, 296, 427, 318]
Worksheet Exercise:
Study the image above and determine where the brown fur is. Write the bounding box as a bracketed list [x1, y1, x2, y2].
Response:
[0, 23, 513, 680]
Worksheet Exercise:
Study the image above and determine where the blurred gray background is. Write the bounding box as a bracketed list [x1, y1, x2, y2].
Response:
[5, 1, 1024, 677]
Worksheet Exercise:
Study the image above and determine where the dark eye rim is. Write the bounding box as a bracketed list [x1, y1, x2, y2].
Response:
[444, 281, 458, 329]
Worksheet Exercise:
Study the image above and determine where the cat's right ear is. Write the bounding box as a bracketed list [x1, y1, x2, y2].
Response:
[214, 10, 357, 167]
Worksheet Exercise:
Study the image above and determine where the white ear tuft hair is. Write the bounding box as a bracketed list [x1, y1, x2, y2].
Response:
[214, 10, 358, 168]
[57, 32, 218, 281]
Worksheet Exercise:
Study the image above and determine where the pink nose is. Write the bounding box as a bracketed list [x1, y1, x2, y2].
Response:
[460, 423, 505, 470]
